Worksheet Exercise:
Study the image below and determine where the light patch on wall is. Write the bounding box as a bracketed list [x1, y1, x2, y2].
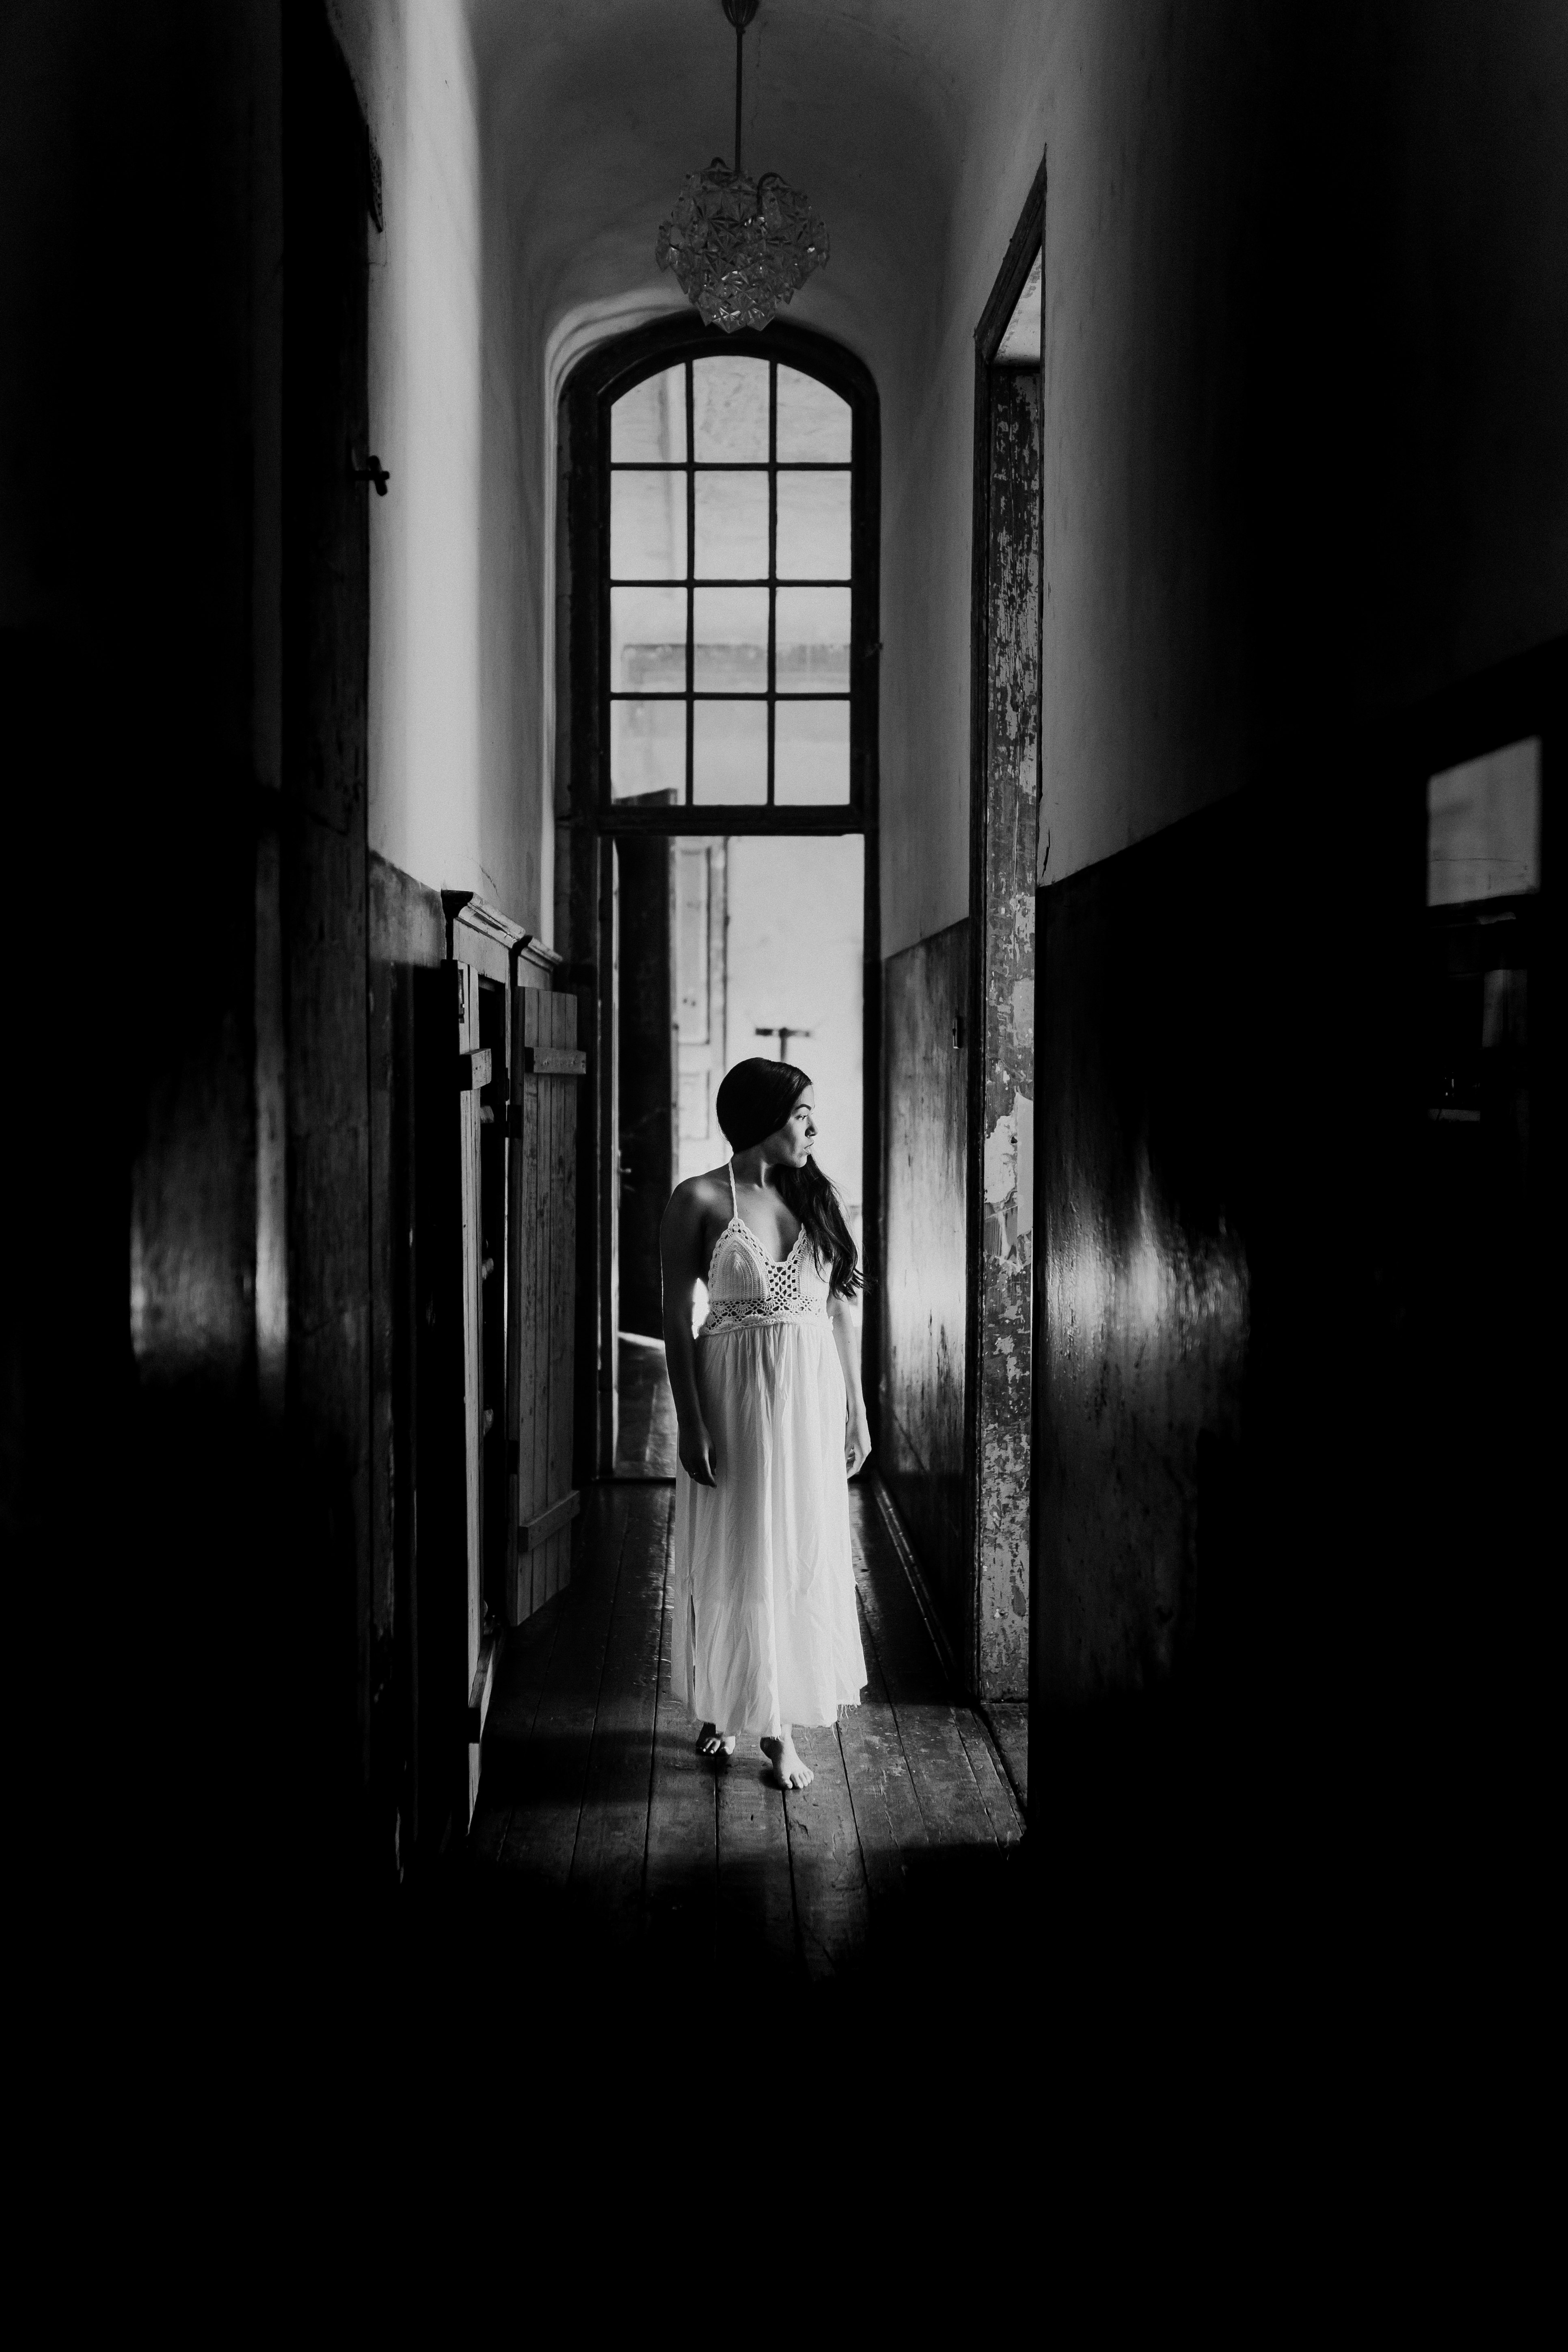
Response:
[995, 246, 1042, 366]
[1047, 1156, 1248, 1360]
[130, 1198, 250, 1379]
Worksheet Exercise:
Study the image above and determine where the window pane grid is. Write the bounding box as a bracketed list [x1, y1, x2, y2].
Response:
[608, 463, 852, 472]
[611, 577, 851, 587]
[607, 355, 855, 809]
[767, 363, 777, 804]
[685, 361, 695, 804]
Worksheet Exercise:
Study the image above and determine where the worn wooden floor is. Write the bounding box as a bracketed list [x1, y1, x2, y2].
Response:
[612, 1330, 677, 1477]
[469, 1475, 1026, 1992]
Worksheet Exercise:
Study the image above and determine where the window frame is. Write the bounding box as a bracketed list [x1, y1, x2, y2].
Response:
[564, 316, 880, 837]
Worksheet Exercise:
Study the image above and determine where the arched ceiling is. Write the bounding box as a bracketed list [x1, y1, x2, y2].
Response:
[471, 0, 1028, 389]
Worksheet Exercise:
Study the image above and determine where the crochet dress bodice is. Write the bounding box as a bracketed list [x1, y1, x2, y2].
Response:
[700, 1160, 831, 1335]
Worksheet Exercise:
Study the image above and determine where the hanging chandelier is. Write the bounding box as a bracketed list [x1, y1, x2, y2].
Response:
[655, 0, 829, 335]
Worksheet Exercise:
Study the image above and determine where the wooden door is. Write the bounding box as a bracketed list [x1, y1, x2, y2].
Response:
[507, 987, 585, 1623]
[279, 0, 374, 1843]
[453, 958, 490, 1823]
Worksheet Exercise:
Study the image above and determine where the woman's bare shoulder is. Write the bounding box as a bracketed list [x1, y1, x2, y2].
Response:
[665, 1166, 731, 1220]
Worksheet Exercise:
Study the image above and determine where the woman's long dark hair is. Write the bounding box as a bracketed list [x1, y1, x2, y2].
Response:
[714, 1058, 863, 1300]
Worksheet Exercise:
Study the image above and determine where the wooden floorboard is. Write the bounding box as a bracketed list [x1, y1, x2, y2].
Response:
[987, 1701, 1030, 1810]
[469, 1569, 570, 1864]
[470, 1473, 1027, 1985]
[849, 1488, 1011, 1851]
[954, 1709, 1025, 1845]
[568, 1484, 669, 1931]
[613, 1337, 678, 1477]
[784, 1719, 871, 1982]
[717, 1742, 797, 1978]
[644, 1508, 717, 1968]
[496, 1483, 630, 1887]
[836, 1587, 931, 1907]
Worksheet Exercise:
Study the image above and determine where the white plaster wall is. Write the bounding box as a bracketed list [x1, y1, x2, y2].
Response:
[875, 8, 1051, 953]
[326, 0, 541, 925]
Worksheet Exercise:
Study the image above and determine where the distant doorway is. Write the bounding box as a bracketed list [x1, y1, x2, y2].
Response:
[611, 830, 866, 1476]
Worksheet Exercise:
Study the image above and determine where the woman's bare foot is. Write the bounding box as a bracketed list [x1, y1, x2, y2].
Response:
[696, 1722, 736, 1757]
[761, 1730, 813, 1790]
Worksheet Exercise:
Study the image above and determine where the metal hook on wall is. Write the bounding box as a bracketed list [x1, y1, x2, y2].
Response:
[350, 447, 390, 496]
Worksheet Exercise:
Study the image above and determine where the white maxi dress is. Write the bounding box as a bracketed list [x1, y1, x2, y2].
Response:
[671, 1163, 867, 1738]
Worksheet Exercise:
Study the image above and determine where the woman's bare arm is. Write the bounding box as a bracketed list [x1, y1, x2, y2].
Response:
[660, 1180, 717, 1486]
[829, 1291, 872, 1477]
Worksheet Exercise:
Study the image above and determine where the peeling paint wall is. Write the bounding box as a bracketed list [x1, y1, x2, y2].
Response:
[972, 369, 1040, 1698]
[881, 922, 969, 1646]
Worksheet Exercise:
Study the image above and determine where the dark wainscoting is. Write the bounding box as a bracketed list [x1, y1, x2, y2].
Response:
[881, 919, 969, 1651]
[1034, 800, 1255, 1715]
[1035, 640, 1557, 1900]
[367, 853, 451, 1867]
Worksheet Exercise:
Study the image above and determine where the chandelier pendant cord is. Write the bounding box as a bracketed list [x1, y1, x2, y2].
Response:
[656, 0, 828, 335]
[734, 16, 744, 178]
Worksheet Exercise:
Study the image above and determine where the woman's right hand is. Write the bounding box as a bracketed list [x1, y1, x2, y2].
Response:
[678, 1418, 717, 1487]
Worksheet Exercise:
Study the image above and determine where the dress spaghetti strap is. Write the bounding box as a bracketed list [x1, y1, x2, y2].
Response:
[726, 1157, 739, 1218]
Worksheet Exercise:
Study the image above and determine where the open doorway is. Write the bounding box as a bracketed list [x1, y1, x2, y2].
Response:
[611, 829, 865, 1475]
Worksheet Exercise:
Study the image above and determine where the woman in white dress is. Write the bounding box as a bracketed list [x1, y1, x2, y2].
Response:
[661, 1058, 871, 1790]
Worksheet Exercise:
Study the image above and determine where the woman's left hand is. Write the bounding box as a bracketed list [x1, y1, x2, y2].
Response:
[844, 1414, 873, 1479]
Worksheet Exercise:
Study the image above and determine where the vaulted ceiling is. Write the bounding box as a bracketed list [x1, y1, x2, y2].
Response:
[471, 0, 1047, 392]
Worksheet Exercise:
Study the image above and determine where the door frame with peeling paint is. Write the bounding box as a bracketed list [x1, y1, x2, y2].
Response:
[964, 159, 1045, 1700]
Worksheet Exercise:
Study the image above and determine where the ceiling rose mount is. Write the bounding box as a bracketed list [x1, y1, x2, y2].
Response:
[655, 0, 829, 335]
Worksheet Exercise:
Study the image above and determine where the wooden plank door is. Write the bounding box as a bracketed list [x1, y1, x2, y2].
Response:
[506, 987, 584, 1624]
[454, 960, 489, 1823]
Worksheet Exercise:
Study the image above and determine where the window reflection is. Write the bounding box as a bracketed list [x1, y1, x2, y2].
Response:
[694, 471, 769, 578]
[693, 587, 768, 691]
[1427, 738, 1541, 907]
[611, 471, 685, 579]
[611, 700, 685, 802]
[692, 355, 769, 460]
[777, 365, 852, 462]
[775, 702, 849, 803]
[775, 588, 851, 692]
[611, 586, 685, 692]
[693, 702, 767, 804]
[1422, 733, 1537, 1266]
[777, 471, 851, 579]
[611, 364, 687, 464]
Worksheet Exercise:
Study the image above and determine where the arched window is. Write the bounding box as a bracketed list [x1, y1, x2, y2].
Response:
[566, 322, 878, 832]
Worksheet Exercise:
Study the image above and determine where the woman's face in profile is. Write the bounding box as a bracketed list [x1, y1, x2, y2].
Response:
[769, 1086, 817, 1166]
